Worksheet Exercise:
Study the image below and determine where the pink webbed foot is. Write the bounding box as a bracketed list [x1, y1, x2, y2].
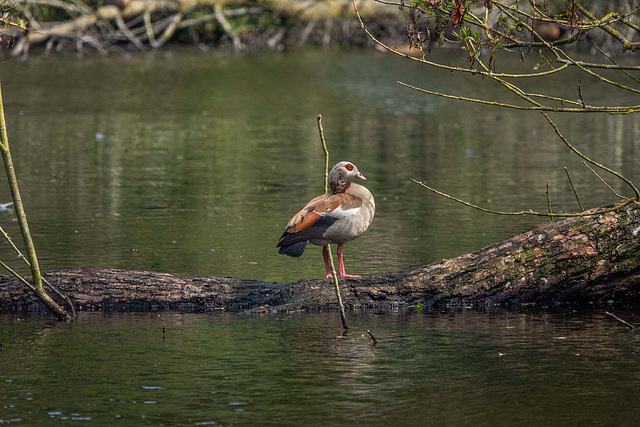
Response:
[323, 245, 363, 279]
[336, 244, 361, 279]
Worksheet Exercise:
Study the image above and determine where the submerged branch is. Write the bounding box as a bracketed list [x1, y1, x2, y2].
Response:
[605, 311, 636, 330]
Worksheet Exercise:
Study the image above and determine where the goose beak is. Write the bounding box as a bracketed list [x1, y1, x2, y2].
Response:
[355, 172, 367, 181]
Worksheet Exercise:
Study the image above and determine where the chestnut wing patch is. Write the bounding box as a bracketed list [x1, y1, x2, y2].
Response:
[277, 193, 362, 257]
[326, 193, 362, 217]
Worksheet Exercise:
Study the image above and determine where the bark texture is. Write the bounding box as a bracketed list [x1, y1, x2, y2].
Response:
[2, 203, 640, 314]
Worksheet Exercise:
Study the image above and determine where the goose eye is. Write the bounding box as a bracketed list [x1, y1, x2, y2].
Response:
[345, 164, 354, 171]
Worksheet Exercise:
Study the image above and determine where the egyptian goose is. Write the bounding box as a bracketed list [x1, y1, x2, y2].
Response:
[277, 161, 375, 278]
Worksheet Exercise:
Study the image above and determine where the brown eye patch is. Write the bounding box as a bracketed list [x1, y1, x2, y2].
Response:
[345, 163, 354, 171]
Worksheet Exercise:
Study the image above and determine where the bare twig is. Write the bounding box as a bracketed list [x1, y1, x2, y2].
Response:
[143, 10, 157, 47]
[152, 12, 182, 49]
[214, 3, 242, 51]
[546, 180, 554, 221]
[564, 167, 584, 211]
[493, 2, 640, 95]
[541, 113, 639, 201]
[556, 59, 640, 71]
[411, 179, 634, 218]
[590, 41, 640, 86]
[0, 259, 36, 292]
[605, 311, 636, 330]
[115, 13, 145, 50]
[0, 225, 76, 318]
[576, 3, 639, 52]
[582, 161, 628, 200]
[577, 80, 585, 108]
[317, 114, 348, 331]
[15, 0, 92, 15]
[366, 329, 377, 345]
[352, 0, 571, 80]
[358, 0, 640, 223]
[0, 82, 70, 320]
[397, 81, 639, 114]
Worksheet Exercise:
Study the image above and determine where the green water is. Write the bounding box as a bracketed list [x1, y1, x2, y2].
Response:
[0, 49, 638, 282]
[0, 48, 639, 424]
[1, 311, 639, 424]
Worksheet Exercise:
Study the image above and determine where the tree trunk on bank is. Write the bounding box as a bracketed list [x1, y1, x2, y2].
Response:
[1, 202, 640, 314]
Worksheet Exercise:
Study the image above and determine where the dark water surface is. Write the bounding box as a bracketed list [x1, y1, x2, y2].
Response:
[1, 311, 639, 424]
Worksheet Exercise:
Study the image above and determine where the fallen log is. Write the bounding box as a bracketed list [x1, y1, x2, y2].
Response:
[1, 202, 640, 314]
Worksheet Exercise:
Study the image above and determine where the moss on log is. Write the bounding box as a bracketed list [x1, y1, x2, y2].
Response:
[1, 202, 640, 314]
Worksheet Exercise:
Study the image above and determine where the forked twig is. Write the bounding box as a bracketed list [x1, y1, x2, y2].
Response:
[0, 225, 76, 318]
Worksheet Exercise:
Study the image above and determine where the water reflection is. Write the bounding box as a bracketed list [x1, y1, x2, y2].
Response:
[0, 49, 637, 283]
[0, 311, 639, 424]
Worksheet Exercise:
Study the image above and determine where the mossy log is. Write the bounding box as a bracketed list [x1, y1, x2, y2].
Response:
[1, 202, 640, 314]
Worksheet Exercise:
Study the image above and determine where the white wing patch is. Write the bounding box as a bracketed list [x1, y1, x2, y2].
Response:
[327, 205, 361, 219]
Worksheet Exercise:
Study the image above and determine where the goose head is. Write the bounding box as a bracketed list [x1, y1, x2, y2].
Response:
[330, 161, 367, 194]
[332, 161, 366, 181]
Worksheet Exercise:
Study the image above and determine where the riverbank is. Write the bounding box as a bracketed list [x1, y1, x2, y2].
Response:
[2, 0, 407, 58]
[2, 0, 635, 59]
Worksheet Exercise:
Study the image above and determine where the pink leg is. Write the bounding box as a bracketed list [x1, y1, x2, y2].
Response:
[322, 246, 333, 279]
[337, 244, 361, 278]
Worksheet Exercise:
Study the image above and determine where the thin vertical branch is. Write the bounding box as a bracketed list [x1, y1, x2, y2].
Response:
[546, 180, 554, 221]
[317, 114, 349, 331]
[0, 82, 42, 290]
[564, 167, 584, 211]
[577, 80, 586, 108]
[0, 81, 70, 321]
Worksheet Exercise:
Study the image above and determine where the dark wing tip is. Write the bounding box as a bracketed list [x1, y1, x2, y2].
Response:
[278, 241, 307, 257]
